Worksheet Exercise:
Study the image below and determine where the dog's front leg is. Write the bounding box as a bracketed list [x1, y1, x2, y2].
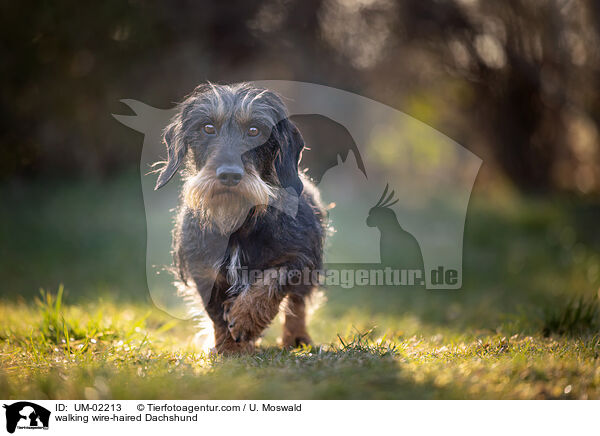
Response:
[282, 293, 312, 348]
[224, 273, 283, 344]
[204, 289, 255, 355]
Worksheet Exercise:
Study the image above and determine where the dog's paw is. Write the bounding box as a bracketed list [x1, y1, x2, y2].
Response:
[215, 339, 254, 355]
[282, 332, 312, 349]
[222, 285, 282, 343]
[225, 304, 259, 343]
[223, 295, 269, 343]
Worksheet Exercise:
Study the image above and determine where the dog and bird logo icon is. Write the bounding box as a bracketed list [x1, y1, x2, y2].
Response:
[2, 402, 51, 433]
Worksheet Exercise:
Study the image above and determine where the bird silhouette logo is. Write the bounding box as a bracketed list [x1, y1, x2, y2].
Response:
[367, 184, 424, 275]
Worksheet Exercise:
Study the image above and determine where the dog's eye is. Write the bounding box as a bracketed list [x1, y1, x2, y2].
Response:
[203, 124, 216, 134]
[247, 126, 259, 137]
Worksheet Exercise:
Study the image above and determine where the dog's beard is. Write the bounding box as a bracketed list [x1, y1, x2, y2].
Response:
[183, 167, 275, 234]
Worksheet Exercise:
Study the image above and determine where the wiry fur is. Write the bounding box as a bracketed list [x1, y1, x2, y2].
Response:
[183, 165, 275, 234]
[156, 82, 326, 354]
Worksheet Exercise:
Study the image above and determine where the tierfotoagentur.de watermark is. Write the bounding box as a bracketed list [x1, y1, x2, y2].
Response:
[230, 266, 459, 289]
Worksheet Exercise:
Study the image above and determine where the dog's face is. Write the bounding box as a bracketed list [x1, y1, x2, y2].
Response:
[155, 83, 305, 233]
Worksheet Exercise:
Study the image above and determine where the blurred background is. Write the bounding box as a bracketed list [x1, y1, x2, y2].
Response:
[3, 0, 600, 191]
[1, 0, 599, 326]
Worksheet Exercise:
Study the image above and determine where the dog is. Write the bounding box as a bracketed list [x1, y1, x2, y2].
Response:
[154, 82, 326, 354]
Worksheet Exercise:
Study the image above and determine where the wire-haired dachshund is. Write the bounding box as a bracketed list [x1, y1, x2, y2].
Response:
[155, 82, 326, 354]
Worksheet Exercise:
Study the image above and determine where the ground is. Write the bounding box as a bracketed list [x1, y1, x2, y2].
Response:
[1, 172, 599, 399]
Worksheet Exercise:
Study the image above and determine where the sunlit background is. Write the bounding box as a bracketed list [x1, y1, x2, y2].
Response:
[3, 0, 600, 309]
[1, 0, 600, 400]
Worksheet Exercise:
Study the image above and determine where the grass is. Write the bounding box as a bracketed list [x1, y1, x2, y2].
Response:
[1, 171, 600, 399]
[2, 289, 600, 399]
[543, 295, 600, 337]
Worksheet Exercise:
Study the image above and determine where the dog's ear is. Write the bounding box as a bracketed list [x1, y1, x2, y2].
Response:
[274, 118, 304, 196]
[155, 119, 187, 190]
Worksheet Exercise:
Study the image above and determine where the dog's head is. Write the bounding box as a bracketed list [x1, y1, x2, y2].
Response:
[155, 83, 305, 233]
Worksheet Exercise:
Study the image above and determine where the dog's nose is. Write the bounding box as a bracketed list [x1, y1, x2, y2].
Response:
[216, 165, 243, 186]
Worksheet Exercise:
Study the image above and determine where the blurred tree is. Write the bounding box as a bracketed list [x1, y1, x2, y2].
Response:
[1, 0, 598, 193]
[387, 0, 600, 192]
